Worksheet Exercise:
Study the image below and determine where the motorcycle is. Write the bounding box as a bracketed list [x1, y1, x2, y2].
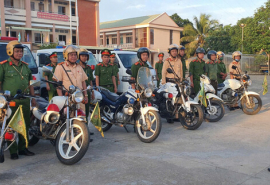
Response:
[217, 65, 262, 115]
[151, 68, 204, 130]
[0, 90, 19, 163]
[28, 66, 90, 165]
[90, 67, 161, 143]
[189, 75, 225, 122]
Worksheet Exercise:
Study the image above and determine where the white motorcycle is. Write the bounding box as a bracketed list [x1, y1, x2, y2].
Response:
[28, 66, 90, 165]
[217, 65, 262, 115]
[189, 75, 225, 122]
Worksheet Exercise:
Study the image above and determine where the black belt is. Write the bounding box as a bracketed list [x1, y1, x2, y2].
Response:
[102, 84, 113, 88]
[166, 78, 176, 83]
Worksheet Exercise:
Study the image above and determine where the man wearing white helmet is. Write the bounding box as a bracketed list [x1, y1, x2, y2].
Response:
[229, 51, 242, 80]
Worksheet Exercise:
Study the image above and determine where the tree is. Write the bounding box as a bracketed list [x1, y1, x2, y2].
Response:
[170, 13, 193, 27]
[180, 13, 219, 58]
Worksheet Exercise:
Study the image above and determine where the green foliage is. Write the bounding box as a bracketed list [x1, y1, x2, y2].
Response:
[40, 43, 58, 49]
[170, 13, 193, 27]
[254, 54, 268, 65]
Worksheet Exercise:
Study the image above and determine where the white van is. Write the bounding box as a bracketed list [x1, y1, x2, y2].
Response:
[36, 48, 98, 98]
[97, 50, 157, 94]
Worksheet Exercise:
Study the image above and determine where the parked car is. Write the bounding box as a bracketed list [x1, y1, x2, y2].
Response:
[35, 48, 98, 99]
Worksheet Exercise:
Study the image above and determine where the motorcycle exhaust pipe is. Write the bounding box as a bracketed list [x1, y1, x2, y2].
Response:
[101, 116, 111, 124]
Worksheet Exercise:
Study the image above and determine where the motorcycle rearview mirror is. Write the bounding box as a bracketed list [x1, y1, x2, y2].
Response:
[42, 66, 60, 82]
[126, 69, 132, 75]
[69, 85, 76, 94]
[167, 68, 173, 74]
[232, 65, 237, 70]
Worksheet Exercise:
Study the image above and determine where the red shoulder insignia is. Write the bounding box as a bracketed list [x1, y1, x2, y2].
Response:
[97, 63, 103, 66]
[87, 65, 91, 68]
[0, 60, 8, 65]
[46, 64, 51, 66]
[21, 61, 28, 65]
[135, 62, 139, 66]
[206, 62, 209, 64]
[58, 62, 65, 65]
[109, 63, 114, 66]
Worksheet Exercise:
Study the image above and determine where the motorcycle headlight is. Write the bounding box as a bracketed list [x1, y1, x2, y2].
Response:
[0, 95, 7, 109]
[144, 88, 152, 98]
[247, 79, 252, 86]
[184, 86, 192, 96]
[72, 91, 84, 103]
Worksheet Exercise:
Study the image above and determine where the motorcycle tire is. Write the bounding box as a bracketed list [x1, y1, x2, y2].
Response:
[241, 95, 262, 115]
[180, 104, 203, 130]
[28, 118, 40, 146]
[204, 99, 225, 122]
[0, 141, 5, 163]
[55, 120, 90, 165]
[166, 118, 174, 124]
[101, 122, 112, 132]
[135, 110, 162, 143]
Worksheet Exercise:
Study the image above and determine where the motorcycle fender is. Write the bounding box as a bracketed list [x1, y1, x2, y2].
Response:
[240, 91, 260, 100]
[55, 118, 86, 136]
[206, 93, 223, 102]
[141, 106, 159, 115]
[185, 101, 199, 111]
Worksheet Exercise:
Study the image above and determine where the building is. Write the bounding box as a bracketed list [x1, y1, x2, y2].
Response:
[100, 12, 183, 65]
[0, 0, 100, 49]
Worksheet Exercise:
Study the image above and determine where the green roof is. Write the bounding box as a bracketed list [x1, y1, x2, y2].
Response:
[100, 14, 161, 29]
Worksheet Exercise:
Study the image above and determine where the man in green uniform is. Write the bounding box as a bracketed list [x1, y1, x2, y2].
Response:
[0, 40, 36, 159]
[189, 47, 206, 95]
[205, 50, 218, 94]
[44, 52, 58, 101]
[216, 51, 227, 84]
[178, 45, 187, 79]
[130, 47, 150, 89]
[155, 52, 164, 87]
[95, 49, 117, 93]
[110, 53, 120, 89]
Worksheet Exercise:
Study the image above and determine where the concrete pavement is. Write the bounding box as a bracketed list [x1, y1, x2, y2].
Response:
[1, 75, 270, 185]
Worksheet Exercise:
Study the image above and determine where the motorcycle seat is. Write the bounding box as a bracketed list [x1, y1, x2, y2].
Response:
[218, 83, 225, 88]
[36, 97, 49, 111]
[101, 89, 120, 102]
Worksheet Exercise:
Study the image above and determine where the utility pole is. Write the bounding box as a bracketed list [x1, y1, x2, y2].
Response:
[239, 23, 246, 53]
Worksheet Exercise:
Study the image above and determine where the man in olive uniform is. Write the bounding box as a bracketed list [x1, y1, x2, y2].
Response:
[217, 51, 227, 84]
[205, 50, 218, 94]
[130, 47, 150, 89]
[78, 48, 94, 122]
[178, 45, 187, 79]
[155, 52, 164, 87]
[110, 53, 120, 89]
[189, 47, 206, 95]
[44, 52, 58, 101]
[0, 40, 36, 159]
[95, 49, 117, 93]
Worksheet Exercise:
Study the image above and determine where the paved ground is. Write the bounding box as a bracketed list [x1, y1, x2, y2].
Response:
[1, 75, 270, 185]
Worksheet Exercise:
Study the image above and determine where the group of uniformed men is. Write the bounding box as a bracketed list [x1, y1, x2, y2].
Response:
[0, 40, 242, 160]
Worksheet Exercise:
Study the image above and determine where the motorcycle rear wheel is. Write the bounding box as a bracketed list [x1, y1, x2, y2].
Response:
[101, 121, 112, 132]
[56, 120, 90, 165]
[204, 99, 225, 122]
[180, 104, 203, 130]
[135, 110, 162, 143]
[241, 95, 262, 115]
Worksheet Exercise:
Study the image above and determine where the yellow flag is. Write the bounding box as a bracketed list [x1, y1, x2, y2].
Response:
[263, 74, 268, 95]
[198, 82, 207, 107]
[90, 102, 104, 137]
[8, 105, 28, 148]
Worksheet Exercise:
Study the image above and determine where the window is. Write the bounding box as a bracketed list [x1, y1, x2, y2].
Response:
[38, 2, 44, 12]
[38, 53, 51, 67]
[100, 35, 103, 45]
[58, 6, 66, 15]
[170, 30, 173, 45]
[48, 3, 52, 13]
[72, 8, 75, 16]
[135, 28, 147, 48]
[4, 0, 13, 8]
[59, 35, 66, 43]
[150, 29, 154, 45]
[72, 36, 76, 45]
[6, 31, 16, 37]
[112, 35, 117, 44]
[126, 33, 132, 43]
[118, 54, 153, 69]
[31, 2, 35, 11]
[106, 36, 109, 45]
[35, 33, 41, 43]
[120, 36, 123, 44]
[50, 34, 53, 43]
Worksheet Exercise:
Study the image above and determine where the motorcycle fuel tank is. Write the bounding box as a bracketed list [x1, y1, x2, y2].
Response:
[157, 82, 178, 97]
[90, 90, 102, 104]
[50, 96, 67, 111]
[224, 79, 241, 90]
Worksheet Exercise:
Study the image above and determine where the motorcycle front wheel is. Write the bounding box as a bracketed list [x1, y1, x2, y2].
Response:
[204, 99, 225, 122]
[0, 140, 5, 163]
[135, 110, 162, 143]
[180, 104, 203, 130]
[28, 117, 40, 146]
[241, 95, 262, 115]
[55, 120, 90, 165]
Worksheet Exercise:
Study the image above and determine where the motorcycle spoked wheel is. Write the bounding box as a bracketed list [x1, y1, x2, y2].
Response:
[28, 117, 40, 146]
[135, 110, 162, 143]
[204, 99, 225, 122]
[241, 95, 262, 115]
[179, 104, 204, 130]
[55, 120, 90, 165]
[101, 121, 113, 132]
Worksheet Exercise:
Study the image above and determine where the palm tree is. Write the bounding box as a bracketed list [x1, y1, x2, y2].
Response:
[181, 14, 219, 58]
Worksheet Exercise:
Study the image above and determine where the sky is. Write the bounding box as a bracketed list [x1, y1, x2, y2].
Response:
[99, 0, 267, 26]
